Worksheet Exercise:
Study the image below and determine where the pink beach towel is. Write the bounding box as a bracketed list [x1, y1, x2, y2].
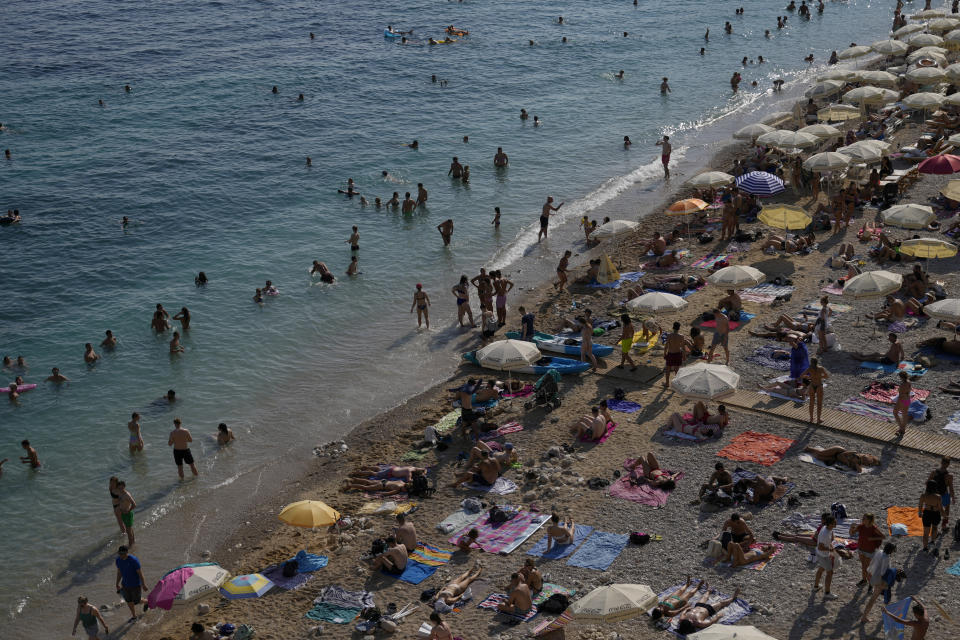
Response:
[579, 421, 617, 443]
[447, 511, 551, 555]
[609, 460, 683, 507]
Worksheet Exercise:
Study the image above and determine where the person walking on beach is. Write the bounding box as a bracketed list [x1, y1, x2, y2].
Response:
[73, 596, 109, 639]
[115, 546, 148, 621]
[538, 196, 563, 242]
[437, 219, 454, 246]
[347, 226, 360, 251]
[707, 307, 730, 365]
[128, 412, 143, 453]
[663, 322, 687, 388]
[801, 358, 829, 424]
[580, 313, 598, 372]
[813, 515, 839, 599]
[860, 542, 896, 623]
[929, 457, 954, 536]
[555, 250, 572, 291]
[411, 284, 431, 329]
[920, 480, 945, 553]
[494, 147, 509, 167]
[117, 480, 137, 546]
[619, 314, 638, 371]
[452, 276, 475, 327]
[168, 418, 198, 479]
[655, 136, 671, 178]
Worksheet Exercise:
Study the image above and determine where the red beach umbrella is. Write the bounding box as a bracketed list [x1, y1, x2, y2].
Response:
[918, 154, 960, 174]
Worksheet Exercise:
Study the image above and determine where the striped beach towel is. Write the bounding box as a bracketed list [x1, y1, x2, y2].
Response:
[410, 543, 453, 566]
[533, 583, 577, 606]
[691, 254, 728, 269]
[448, 511, 551, 555]
[739, 283, 795, 303]
[836, 397, 895, 422]
[477, 593, 539, 621]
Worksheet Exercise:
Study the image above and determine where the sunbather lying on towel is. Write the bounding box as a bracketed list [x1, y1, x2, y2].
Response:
[641, 274, 704, 293]
[761, 233, 814, 253]
[433, 560, 484, 605]
[748, 327, 807, 342]
[545, 512, 576, 551]
[720, 543, 776, 567]
[628, 452, 677, 490]
[919, 335, 960, 356]
[650, 576, 704, 620]
[803, 446, 879, 472]
[448, 450, 500, 488]
[735, 474, 788, 504]
[847, 332, 904, 364]
[675, 587, 741, 635]
[465, 441, 517, 469]
[342, 478, 411, 496]
[773, 513, 855, 558]
[758, 379, 807, 400]
[570, 406, 608, 442]
[772, 314, 814, 332]
[349, 465, 426, 481]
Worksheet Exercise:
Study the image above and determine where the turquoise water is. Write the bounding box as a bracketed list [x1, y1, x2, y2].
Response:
[1, 0, 897, 632]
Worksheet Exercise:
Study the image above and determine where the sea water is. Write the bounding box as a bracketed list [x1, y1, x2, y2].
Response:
[0, 0, 899, 633]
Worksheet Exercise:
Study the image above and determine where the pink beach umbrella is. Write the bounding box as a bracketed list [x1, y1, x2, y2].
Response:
[147, 566, 194, 611]
[918, 154, 960, 175]
[147, 563, 230, 610]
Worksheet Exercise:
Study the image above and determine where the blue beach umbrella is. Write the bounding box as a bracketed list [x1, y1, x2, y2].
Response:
[734, 171, 785, 197]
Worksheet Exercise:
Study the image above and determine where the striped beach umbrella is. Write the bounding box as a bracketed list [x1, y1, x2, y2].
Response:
[734, 171, 785, 197]
[219, 573, 275, 599]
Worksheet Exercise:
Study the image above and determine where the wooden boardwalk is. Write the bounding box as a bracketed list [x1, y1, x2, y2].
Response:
[722, 390, 960, 460]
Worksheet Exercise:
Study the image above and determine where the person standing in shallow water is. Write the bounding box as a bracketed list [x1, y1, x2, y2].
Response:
[168, 418, 198, 479]
[411, 284, 431, 329]
[656, 135, 672, 178]
[538, 196, 563, 242]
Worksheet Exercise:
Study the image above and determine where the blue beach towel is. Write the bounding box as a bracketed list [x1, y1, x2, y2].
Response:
[859, 361, 927, 376]
[527, 524, 594, 560]
[588, 271, 645, 289]
[744, 344, 792, 372]
[606, 398, 642, 413]
[566, 531, 628, 571]
[383, 559, 436, 585]
[647, 286, 704, 299]
[304, 603, 360, 624]
[295, 550, 329, 572]
[883, 597, 913, 640]
[920, 346, 960, 362]
[947, 559, 960, 576]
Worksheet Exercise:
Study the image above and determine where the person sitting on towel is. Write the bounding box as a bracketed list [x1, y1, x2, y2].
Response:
[652, 252, 680, 269]
[455, 528, 480, 553]
[628, 452, 677, 489]
[718, 289, 743, 321]
[570, 406, 608, 442]
[675, 587, 741, 635]
[465, 440, 516, 469]
[448, 450, 500, 488]
[698, 462, 734, 500]
[545, 512, 576, 550]
[497, 572, 534, 616]
[803, 446, 879, 472]
[847, 333, 904, 365]
[668, 402, 728, 435]
[474, 379, 502, 403]
[518, 558, 543, 592]
[370, 535, 408, 574]
[720, 543, 777, 567]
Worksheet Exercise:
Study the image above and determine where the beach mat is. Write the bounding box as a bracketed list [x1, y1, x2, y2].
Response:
[858, 361, 927, 377]
[464, 477, 518, 495]
[433, 409, 461, 435]
[477, 593, 539, 622]
[384, 559, 436, 585]
[305, 585, 374, 624]
[410, 543, 454, 566]
[885, 506, 925, 537]
[691, 254, 728, 270]
[797, 452, 875, 475]
[836, 397, 895, 422]
[704, 542, 784, 571]
[744, 344, 792, 371]
[533, 583, 577, 606]
[780, 513, 859, 539]
[610, 462, 683, 507]
[606, 398, 642, 413]
[262, 564, 314, 590]
[740, 283, 795, 304]
[527, 524, 594, 560]
[700, 312, 755, 329]
[437, 507, 485, 534]
[579, 421, 618, 444]
[860, 382, 930, 404]
[567, 531, 629, 571]
[448, 511, 551, 555]
[717, 431, 795, 466]
[653, 584, 751, 632]
[304, 602, 360, 624]
[945, 410, 960, 436]
[588, 270, 645, 289]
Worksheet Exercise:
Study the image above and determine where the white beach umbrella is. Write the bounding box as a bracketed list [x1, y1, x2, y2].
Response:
[946, 63, 960, 82]
[881, 203, 935, 228]
[912, 9, 947, 20]
[707, 265, 764, 287]
[756, 130, 819, 150]
[842, 270, 903, 299]
[838, 45, 872, 60]
[946, 29, 960, 44]
[798, 124, 843, 140]
[905, 67, 947, 84]
[687, 171, 735, 188]
[906, 46, 949, 63]
[733, 123, 775, 141]
[817, 69, 855, 82]
[671, 362, 740, 399]
[872, 39, 910, 56]
[928, 17, 960, 33]
[949, 131, 960, 144]
[803, 151, 851, 172]
[475, 339, 541, 370]
[904, 91, 947, 110]
[923, 298, 960, 322]
[857, 70, 900, 88]
[805, 80, 844, 99]
[843, 86, 898, 105]
[568, 584, 658, 623]
[818, 103, 862, 122]
[761, 111, 794, 127]
[837, 143, 885, 163]
[910, 33, 945, 48]
[626, 291, 687, 314]
[592, 219, 638, 239]
[894, 23, 925, 38]
[688, 626, 780, 640]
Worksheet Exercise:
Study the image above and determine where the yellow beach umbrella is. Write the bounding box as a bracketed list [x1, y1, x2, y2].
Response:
[899, 238, 958, 258]
[940, 179, 960, 200]
[758, 205, 811, 230]
[666, 198, 709, 215]
[881, 203, 935, 229]
[278, 500, 341, 528]
[219, 573, 275, 599]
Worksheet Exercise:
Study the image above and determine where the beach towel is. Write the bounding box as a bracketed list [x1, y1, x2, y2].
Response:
[609, 462, 683, 507]
[704, 542, 784, 571]
[919, 345, 960, 362]
[437, 508, 485, 534]
[480, 421, 524, 441]
[885, 507, 924, 537]
[384, 559, 436, 585]
[744, 344, 792, 371]
[780, 513, 860, 539]
[860, 382, 930, 404]
[643, 252, 688, 271]
[292, 550, 329, 572]
[464, 477, 517, 495]
[717, 431, 794, 466]
[653, 584, 751, 632]
[433, 410, 461, 435]
[410, 543, 454, 566]
[566, 531, 629, 571]
[883, 597, 913, 640]
[262, 564, 313, 590]
[947, 559, 960, 577]
[579, 421, 618, 443]
[661, 429, 710, 442]
[647, 285, 704, 299]
[700, 312, 755, 330]
[587, 270, 645, 289]
[804, 301, 852, 314]
[730, 468, 794, 505]
[945, 410, 960, 436]
[527, 524, 594, 560]
[858, 361, 927, 377]
[304, 602, 360, 624]
[725, 241, 751, 253]
[836, 397, 895, 422]
[533, 583, 577, 606]
[691, 254, 728, 270]
[477, 593, 539, 622]
[821, 283, 844, 295]
[503, 385, 535, 398]
[315, 585, 375, 610]
[739, 283, 795, 304]
[606, 398, 642, 413]
[798, 453, 875, 475]
[448, 511, 551, 555]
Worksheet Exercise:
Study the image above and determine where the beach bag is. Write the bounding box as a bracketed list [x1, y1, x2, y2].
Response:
[701, 311, 715, 321]
[371, 538, 388, 556]
[409, 473, 432, 498]
[707, 539, 724, 558]
[461, 497, 483, 513]
[630, 532, 651, 545]
[540, 593, 570, 614]
[488, 506, 511, 524]
[831, 502, 848, 521]
[281, 559, 299, 578]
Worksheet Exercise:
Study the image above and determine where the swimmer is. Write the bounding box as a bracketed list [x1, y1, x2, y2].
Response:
[169, 331, 185, 354]
[615, 70, 625, 79]
[46, 367, 69, 383]
[297, 93, 304, 101]
[437, 219, 454, 246]
[263, 280, 278, 295]
[310, 32, 314, 39]
[7, 383, 19, 402]
[417, 183, 428, 205]
[253, 288, 264, 304]
[84, 343, 100, 364]
[20, 440, 40, 468]
[360, 196, 368, 206]
[128, 413, 144, 452]
[306, 156, 311, 166]
[0, 458, 6, 478]
[347, 255, 359, 276]
[271, 85, 278, 94]
[409, 140, 419, 149]
[173, 307, 190, 331]
[411, 284, 431, 329]
[624, 135, 632, 147]
[338, 178, 360, 197]
[448, 157, 463, 179]
[124, 84, 131, 92]
[121, 216, 129, 227]
[520, 108, 529, 120]
[98, 99, 105, 106]
[493, 147, 508, 167]
[461, 166, 470, 182]
[533, 116, 541, 126]
[700, 47, 705, 55]
[386, 192, 400, 208]
[101, 330, 118, 349]
[216, 423, 236, 445]
[402, 192, 416, 214]
[660, 77, 671, 94]
[346, 225, 360, 251]
[195, 272, 208, 286]
[374, 197, 382, 208]
[492, 207, 501, 228]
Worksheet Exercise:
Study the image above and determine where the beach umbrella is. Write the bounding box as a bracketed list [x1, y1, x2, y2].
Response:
[592, 219, 639, 239]
[475, 339, 541, 370]
[871, 39, 910, 56]
[905, 67, 947, 84]
[219, 573, 275, 600]
[688, 626, 780, 640]
[838, 45, 872, 60]
[761, 111, 794, 127]
[929, 17, 960, 33]
[147, 563, 230, 610]
[948, 64, 960, 82]
[842, 270, 903, 299]
[566, 584, 658, 623]
[817, 104, 862, 122]
[798, 124, 842, 140]
[857, 70, 900, 88]
[945, 92, 960, 106]
[941, 179, 960, 199]
[881, 203, 935, 229]
[945, 29, 960, 46]
[735, 171, 785, 196]
[278, 500, 341, 528]
[733, 123, 775, 141]
[758, 204, 811, 230]
[625, 291, 688, 314]
[817, 69, 855, 82]
[837, 142, 886, 163]
[707, 265, 764, 287]
[906, 47, 948, 64]
[756, 130, 819, 150]
[843, 86, 899, 106]
[903, 91, 946, 108]
[899, 238, 958, 258]
[912, 9, 946, 20]
[922, 298, 960, 321]
[894, 23, 925, 38]
[919, 154, 960, 174]
[671, 362, 740, 399]
[805, 80, 844, 99]
[666, 199, 709, 215]
[803, 152, 851, 172]
[910, 33, 945, 48]
[687, 171, 734, 188]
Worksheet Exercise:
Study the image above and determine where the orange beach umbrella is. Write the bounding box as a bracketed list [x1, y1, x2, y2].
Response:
[666, 199, 708, 215]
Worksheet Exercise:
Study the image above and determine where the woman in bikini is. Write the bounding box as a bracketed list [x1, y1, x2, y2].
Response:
[451, 276, 475, 327]
[720, 542, 777, 567]
[893, 371, 912, 436]
[433, 560, 484, 606]
[342, 478, 410, 496]
[801, 357, 829, 423]
[629, 452, 677, 489]
[919, 480, 945, 553]
[650, 576, 703, 621]
[545, 513, 575, 551]
[803, 446, 879, 473]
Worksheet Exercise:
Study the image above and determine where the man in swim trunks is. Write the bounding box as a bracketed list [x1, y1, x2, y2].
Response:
[538, 196, 563, 242]
[493, 147, 509, 167]
[437, 219, 454, 246]
[101, 330, 118, 350]
[449, 450, 500, 488]
[718, 289, 742, 321]
[747, 474, 789, 504]
[721, 512, 755, 549]
[168, 418, 198, 479]
[128, 412, 143, 453]
[675, 587, 741, 635]
[433, 560, 483, 606]
[117, 480, 137, 546]
[664, 322, 689, 388]
[707, 308, 730, 365]
[20, 439, 40, 468]
[882, 597, 929, 640]
[498, 572, 533, 616]
[651, 576, 703, 621]
[655, 135, 672, 178]
[347, 225, 360, 251]
[645, 231, 667, 256]
[370, 535, 408, 574]
[698, 462, 734, 499]
[411, 284, 431, 329]
[570, 406, 607, 441]
[84, 343, 100, 364]
[46, 367, 70, 383]
[929, 457, 954, 535]
[618, 314, 638, 371]
[848, 332, 904, 365]
[417, 183, 428, 206]
[447, 157, 463, 179]
[471, 268, 494, 312]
